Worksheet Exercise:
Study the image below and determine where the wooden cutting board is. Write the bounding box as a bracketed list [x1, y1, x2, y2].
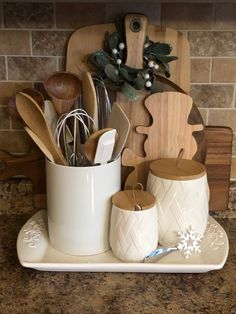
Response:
[67, 15, 191, 159]
[66, 15, 190, 93]
[122, 91, 204, 188]
[66, 14, 206, 188]
[205, 126, 233, 211]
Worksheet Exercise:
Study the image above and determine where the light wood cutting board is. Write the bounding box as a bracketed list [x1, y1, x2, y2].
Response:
[66, 14, 205, 188]
[66, 15, 190, 93]
[122, 91, 204, 188]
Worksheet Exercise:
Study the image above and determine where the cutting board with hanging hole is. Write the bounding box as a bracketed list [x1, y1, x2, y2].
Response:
[66, 14, 206, 188]
[66, 14, 190, 93]
[67, 14, 192, 158]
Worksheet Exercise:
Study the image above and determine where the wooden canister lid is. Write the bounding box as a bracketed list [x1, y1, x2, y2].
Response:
[112, 190, 156, 211]
[149, 159, 206, 181]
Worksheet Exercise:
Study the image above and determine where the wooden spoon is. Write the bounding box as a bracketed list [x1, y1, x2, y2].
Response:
[24, 126, 55, 163]
[15, 92, 67, 166]
[44, 71, 82, 115]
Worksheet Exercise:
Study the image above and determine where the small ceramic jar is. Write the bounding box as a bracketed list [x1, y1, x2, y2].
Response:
[147, 158, 209, 247]
[110, 189, 158, 262]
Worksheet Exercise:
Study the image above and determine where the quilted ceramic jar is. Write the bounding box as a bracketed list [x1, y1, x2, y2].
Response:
[110, 189, 158, 262]
[147, 158, 209, 247]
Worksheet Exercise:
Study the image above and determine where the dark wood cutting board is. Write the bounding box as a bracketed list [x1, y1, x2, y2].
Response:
[205, 126, 233, 211]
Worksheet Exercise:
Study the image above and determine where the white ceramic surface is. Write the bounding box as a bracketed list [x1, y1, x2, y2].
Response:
[17, 210, 229, 273]
[147, 172, 209, 247]
[110, 205, 158, 262]
[46, 157, 121, 255]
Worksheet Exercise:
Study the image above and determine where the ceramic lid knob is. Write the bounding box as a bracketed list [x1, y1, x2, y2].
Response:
[112, 190, 156, 211]
[149, 158, 206, 181]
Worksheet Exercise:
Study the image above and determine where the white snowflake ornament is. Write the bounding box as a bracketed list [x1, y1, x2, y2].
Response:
[177, 226, 203, 259]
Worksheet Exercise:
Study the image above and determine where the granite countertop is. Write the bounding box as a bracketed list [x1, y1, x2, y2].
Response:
[0, 180, 236, 314]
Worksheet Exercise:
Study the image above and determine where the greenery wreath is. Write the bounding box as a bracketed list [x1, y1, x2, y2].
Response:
[88, 19, 178, 101]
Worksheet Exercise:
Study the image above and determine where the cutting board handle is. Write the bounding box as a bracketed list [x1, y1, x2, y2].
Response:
[124, 14, 148, 68]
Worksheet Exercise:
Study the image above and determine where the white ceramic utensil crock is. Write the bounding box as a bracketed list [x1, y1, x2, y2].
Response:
[46, 157, 121, 255]
[110, 189, 158, 262]
[147, 158, 209, 247]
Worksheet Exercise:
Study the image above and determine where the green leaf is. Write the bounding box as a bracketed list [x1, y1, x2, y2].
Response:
[119, 66, 131, 81]
[104, 64, 120, 82]
[155, 54, 178, 64]
[145, 42, 172, 55]
[123, 64, 141, 75]
[89, 50, 112, 70]
[133, 77, 145, 90]
[121, 82, 139, 101]
[108, 32, 120, 51]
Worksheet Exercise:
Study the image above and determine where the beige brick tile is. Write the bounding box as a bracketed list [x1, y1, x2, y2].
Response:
[215, 4, 236, 29]
[0, 57, 6, 80]
[7, 57, 57, 81]
[56, 3, 106, 29]
[0, 82, 32, 106]
[32, 31, 72, 56]
[11, 117, 24, 130]
[189, 31, 236, 57]
[198, 108, 208, 125]
[58, 57, 66, 72]
[191, 84, 234, 108]
[0, 130, 32, 154]
[0, 107, 10, 129]
[208, 109, 236, 132]
[3, 2, 54, 29]
[106, 3, 161, 24]
[0, 31, 30, 55]
[212, 58, 236, 83]
[191, 58, 210, 83]
[161, 3, 213, 29]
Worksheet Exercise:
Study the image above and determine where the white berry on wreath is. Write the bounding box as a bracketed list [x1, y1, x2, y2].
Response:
[145, 80, 152, 88]
[148, 61, 155, 68]
[116, 59, 122, 65]
[119, 42, 125, 50]
[154, 63, 159, 70]
[144, 73, 150, 79]
[112, 48, 118, 54]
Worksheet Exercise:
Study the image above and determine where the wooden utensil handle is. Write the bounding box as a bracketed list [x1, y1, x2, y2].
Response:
[125, 14, 148, 68]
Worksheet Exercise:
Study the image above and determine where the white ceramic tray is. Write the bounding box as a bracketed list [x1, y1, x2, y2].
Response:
[17, 210, 229, 273]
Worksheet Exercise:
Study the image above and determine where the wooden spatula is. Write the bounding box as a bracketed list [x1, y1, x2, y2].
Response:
[82, 71, 98, 132]
[108, 102, 130, 160]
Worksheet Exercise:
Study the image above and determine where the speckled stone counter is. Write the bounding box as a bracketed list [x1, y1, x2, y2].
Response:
[0, 179, 236, 314]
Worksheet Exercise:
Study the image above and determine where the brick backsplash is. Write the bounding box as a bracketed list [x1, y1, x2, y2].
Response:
[0, 1, 235, 176]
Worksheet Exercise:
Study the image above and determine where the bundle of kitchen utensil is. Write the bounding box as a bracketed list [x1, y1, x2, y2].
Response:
[14, 71, 130, 169]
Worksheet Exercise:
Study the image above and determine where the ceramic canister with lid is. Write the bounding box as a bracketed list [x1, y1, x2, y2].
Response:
[110, 188, 158, 262]
[146, 158, 209, 247]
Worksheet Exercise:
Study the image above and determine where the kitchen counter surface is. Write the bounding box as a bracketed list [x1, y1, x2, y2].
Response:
[0, 212, 235, 314]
